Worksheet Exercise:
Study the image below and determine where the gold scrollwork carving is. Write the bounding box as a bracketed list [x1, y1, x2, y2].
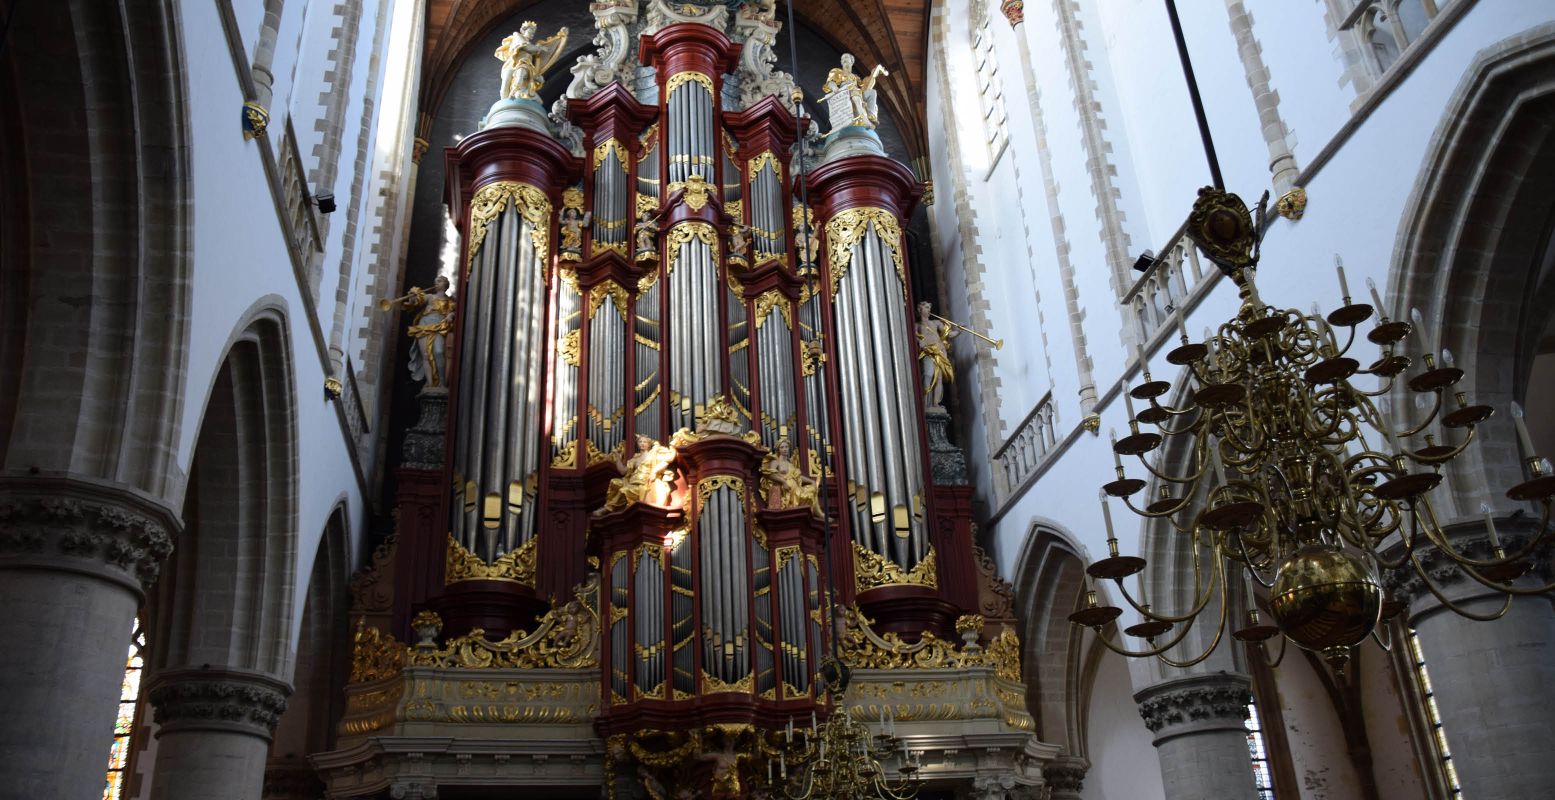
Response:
[589, 281, 631, 322]
[753, 290, 793, 329]
[593, 138, 628, 169]
[349, 619, 406, 683]
[748, 151, 783, 181]
[409, 575, 601, 670]
[562, 185, 586, 211]
[636, 192, 660, 217]
[702, 670, 756, 695]
[667, 174, 712, 211]
[853, 542, 938, 591]
[664, 70, 715, 96]
[664, 221, 719, 275]
[560, 328, 581, 366]
[724, 198, 743, 221]
[467, 181, 553, 273]
[696, 474, 746, 506]
[445, 534, 538, 587]
[824, 207, 906, 296]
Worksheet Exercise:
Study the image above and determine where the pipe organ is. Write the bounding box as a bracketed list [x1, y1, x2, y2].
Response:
[346, 3, 1031, 796]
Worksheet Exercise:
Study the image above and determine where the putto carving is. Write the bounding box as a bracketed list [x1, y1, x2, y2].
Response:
[759, 437, 821, 515]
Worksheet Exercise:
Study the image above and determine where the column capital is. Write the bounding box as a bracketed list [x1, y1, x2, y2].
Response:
[1132, 673, 1250, 743]
[1042, 755, 1088, 798]
[0, 475, 178, 594]
[1381, 517, 1553, 623]
[1000, 1, 1026, 27]
[147, 668, 292, 740]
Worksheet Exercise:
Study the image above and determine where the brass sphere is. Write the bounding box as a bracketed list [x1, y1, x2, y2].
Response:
[1269, 543, 1382, 653]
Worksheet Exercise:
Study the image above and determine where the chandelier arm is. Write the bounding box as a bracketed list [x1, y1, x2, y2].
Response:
[1406, 553, 1515, 621]
[1214, 406, 1264, 455]
[1393, 391, 1446, 438]
[1121, 493, 1195, 518]
[1113, 551, 1221, 624]
[1355, 374, 1401, 396]
[1413, 496, 1553, 569]
[1226, 535, 1277, 585]
[1368, 621, 1394, 654]
[1154, 561, 1231, 669]
[1258, 631, 1289, 668]
[1092, 612, 1205, 658]
[1332, 319, 1359, 358]
[1133, 449, 1205, 485]
[1408, 427, 1477, 466]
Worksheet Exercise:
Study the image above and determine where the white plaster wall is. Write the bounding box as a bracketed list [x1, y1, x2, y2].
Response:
[1270, 653, 1366, 800]
[175, 0, 417, 656]
[1081, 644, 1166, 800]
[924, 0, 1555, 796]
[1357, 640, 1428, 798]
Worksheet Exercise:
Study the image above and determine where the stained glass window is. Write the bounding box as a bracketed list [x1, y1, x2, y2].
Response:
[1408, 628, 1462, 799]
[1244, 698, 1275, 799]
[103, 621, 145, 800]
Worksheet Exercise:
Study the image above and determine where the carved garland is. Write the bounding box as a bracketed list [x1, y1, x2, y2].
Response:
[593, 138, 628, 170]
[445, 534, 538, 587]
[853, 541, 938, 590]
[824, 207, 907, 297]
[836, 607, 1023, 679]
[466, 181, 553, 273]
[664, 70, 715, 97]
[664, 221, 719, 275]
[589, 280, 632, 322]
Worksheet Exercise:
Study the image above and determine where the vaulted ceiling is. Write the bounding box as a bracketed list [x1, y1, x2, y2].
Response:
[417, 0, 932, 161]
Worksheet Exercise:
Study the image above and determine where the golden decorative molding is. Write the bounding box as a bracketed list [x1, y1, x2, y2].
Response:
[593, 238, 629, 257]
[836, 607, 1023, 685]
[825, 207, 906, 296]
[562, 185, 586, 211]
[1275, 185, 1307, 220]
[409, 574, 601, 670]
[702, 669, 756, 695]
[559, 328, 581, 366]
[593, 138, 628, 170]
[748, 151, 783, 181]
[589, 280, 631, 322]
[853, 542, 938, 591]
[636, 192, 660, 217]
[664, 221, 718, 275]
[349, 619, 406, 683]
[445, 534, 538, 586]
[753, 290, 793, 329]
[667, 173, 712, 211]
[467, 181, 552, 273]
[664, 70, 715, 96]
[724, 198, 743, 221]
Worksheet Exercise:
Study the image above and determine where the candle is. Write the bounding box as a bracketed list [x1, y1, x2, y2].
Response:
[780, 752, 787, 778]
[1123, 385, 1137, 423]
[1366, 277, 1386, 315]
[1099, 492, 1116, 542]
[768, 759, 775, 782]
[786, 719, 793, 743]
[1480, 502, 1502, 549]
[1110, 429, 1123, 469]
[812, 710, 818, 730]
[1335, 255, 1351, 299]
[1511, 401, 1538, 461]
[1177, 311, 1189, 343]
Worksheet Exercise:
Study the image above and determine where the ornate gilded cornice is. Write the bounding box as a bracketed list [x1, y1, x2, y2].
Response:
[836, 607, 1023, 682]
[824, 207, 906, 296]
[664, 70, 715, 97]
[592, 138, 628, 170]
[0, 478, 177, 590]
[444, 534, 537, 586]
[147, 669, 291, 738]
[410, 574, 600, 670]
[853, 541, 938, 591]
[664, 221, 718, 275]
[466, 180, 552, 273]
[350, 620, 407, 683]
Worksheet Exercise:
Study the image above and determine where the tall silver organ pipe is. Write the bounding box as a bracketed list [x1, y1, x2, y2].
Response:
[587, 286, 629, 459]
[591, 142, 630, 255]
[665, 224, 723, 430]
[828, 212, 928, 569]
[453, 184, 553, 561]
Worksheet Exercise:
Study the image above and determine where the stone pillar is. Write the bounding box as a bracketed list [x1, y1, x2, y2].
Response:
[1387, 519, 1555, 798]
[1042, 755, 1088, 800]
[147, 668, 291, 800]
[1133, 674, 1257, 800]
[0, 477, 175, 800]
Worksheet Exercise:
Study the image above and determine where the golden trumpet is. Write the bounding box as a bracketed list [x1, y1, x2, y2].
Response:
[930, 312, 1003, 350]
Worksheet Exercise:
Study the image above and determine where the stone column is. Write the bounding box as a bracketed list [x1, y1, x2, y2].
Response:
[1133, 674, 1257, 800]
[0, 477, 175, 800]
[1042, 755, 1088, 800]
[147, 668, 291, 800]
[1387, 519, 1555, 798]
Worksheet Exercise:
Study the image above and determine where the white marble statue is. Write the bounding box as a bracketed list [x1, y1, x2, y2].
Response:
[821, 53, 888, 132]
[495, 21, 568, 101]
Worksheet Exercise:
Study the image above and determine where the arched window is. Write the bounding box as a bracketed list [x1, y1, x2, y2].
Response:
[1362, 7, 1402, 73]
[104, 621, 146, 799]
[1407, 628, 1463, 798]
[970, 8, 1009, 163]
[1244, 697, 1277, 799]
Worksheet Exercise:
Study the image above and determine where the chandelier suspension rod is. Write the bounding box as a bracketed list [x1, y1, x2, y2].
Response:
[1163, 0, 1224, 191]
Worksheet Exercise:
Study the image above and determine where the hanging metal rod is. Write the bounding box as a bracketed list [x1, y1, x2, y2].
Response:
[1163, 0, 1224, 190]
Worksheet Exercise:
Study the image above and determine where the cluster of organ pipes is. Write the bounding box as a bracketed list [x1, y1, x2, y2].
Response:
[434, 15, 965, 737]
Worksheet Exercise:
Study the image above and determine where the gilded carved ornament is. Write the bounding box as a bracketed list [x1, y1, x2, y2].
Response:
[664, 70, 715, 97]
[663, 222, 719, 275]
[852, 541, 938, 591]
[408, 574, 601, 670]
[445, 534, 538, 586]
[825, 207, 907, 296]
[747, 151, 783, 181]
[349, 619, 407, 683]
[466, 181, 553, 273]
[589, 281, 632, 322]
[593, 138, 628, 170]
[667, 174, 713, 211]
[836, 606, 1024, 682]
[753, 290, 793, 329]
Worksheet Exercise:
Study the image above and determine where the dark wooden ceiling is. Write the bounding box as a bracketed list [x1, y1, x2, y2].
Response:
[417, 0, 931, 161]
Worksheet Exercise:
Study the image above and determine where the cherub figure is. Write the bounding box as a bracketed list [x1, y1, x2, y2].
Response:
[495, 21, 569, 101]
[634, 208, 662, 258]
[559, 206, 591, 257]
[727, 221, 752, 263]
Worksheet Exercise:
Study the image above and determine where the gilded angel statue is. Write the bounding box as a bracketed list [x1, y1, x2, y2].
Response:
[821, 53, 888, 130]
[495, 21, 569, 101]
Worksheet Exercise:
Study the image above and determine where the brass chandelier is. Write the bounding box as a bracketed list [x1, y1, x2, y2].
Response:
[1069, 188, 1555, 671]
[760, 685, 923, 800]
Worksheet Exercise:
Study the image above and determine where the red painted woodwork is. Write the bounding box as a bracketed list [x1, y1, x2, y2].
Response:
[637, 24, 741, 79]
[724, 96, 799, 161]
[567, 82, 657, 146]
[390, 467, 445, 642]
[428, 579, 547, 641]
